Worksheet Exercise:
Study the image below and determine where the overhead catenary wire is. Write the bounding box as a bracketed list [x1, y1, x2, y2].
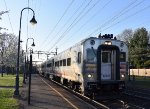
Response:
[30, 0, 41, 39]
[38, 0, 75, 50]
[26, 0, 30, 39]
[49, 0, 137, 51]
[56, 0, 146, 49]
[48, 0, 137, 51]
[3, 0, 17, 45]
[58, 0, 113, 47]
[33, 0, 149, 59]
[25, 0, 41, 51]
[39, 0, 88, 51]
[42, 0, 93, 51]
[98, 4, 150, 35]
[89, 0, 144, 37]
[48, 0, 101, 52]
[3, 0, 14, 34]
[28, 0, 37, 39]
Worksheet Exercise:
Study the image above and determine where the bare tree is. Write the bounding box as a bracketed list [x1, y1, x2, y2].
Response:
[117, 29, 133, 46]
[0, 11, 9, 20]
[0, 32, 24, 74]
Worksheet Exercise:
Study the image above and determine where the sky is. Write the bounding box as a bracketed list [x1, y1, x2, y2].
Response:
[0, 0, 150, 63]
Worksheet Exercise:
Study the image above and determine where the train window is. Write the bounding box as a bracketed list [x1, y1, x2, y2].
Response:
[86, 49, 97, 62]
[120, 52, 126, 62]
[57, 61, 59, 67]
[60, 60, 62, 66]
[63, 59, 66, 66]
[52, 59, 54, 66]
[47, 63, 51, 67]
[42, 65, 44, 68]
[78, 52, 81, 64]
[67, 58, 71, 66]
[102, 51, 111, 63]
[55, 62, 57, 67]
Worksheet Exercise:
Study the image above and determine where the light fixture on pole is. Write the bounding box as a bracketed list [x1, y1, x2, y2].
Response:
[30, 16, 37, 25]
[31, 42, 35, 47]
[14, 7, 37, 96]
[24, 38, 35, 83]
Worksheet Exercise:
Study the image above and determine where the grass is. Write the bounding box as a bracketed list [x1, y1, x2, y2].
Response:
[0, 74, 23, 87]
[0, 74, 23, 109]
[129, 75, 150, 81]
[0, 88, 19, 109]
[128, 75, 150, 88]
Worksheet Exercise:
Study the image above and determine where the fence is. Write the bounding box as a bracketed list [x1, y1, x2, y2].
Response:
[130, 69, 150, 76]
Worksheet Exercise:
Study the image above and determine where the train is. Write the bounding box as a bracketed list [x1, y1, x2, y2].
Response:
[38, 34, 128, 96]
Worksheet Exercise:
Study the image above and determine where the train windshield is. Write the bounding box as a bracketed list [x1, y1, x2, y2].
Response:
[102, 51, 111, 63]
[86, 49, 97, 62]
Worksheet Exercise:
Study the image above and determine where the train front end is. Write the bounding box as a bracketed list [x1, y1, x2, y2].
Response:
[83, 35, 128, 95]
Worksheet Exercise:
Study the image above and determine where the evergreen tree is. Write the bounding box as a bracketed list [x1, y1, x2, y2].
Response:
[129, 27, 149, 68]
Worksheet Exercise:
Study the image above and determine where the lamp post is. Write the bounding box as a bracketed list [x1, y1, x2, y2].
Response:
[24, 38, 35, 83]
[26, 38, 35, 54]
[14, 7, 37, 96]
[28, 48, 33, 104]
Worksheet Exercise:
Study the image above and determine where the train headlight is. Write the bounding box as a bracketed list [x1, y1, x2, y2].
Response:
[87, 74, 92, 78]
[104, 41, 112, 45]
[121, 74, 125, 78]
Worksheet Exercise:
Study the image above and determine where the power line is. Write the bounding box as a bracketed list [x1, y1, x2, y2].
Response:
[40, 0, 91, 51]
[26, 0, 41, 44]
[55, 0, 145, 50]
[32, 0, 42, 40]
[47, 0, 93, 51]
[48, 0, 102, 52]
[26, 0, 30, 39]
[58, 0, 113, 47]
[39, 0, 75, 50]
[39, 0, 87, 51]
[99, 4, 150, 34]
[89, 0, 144, 36]
[3, 0, 14, 34]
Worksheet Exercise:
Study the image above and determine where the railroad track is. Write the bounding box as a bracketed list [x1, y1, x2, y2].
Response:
[120, 93, 150, 109]
[124, 86, 150, 101]
[120, 87, 150, 109]
[124, 89, 150, 101]
[93, 85, 150, 108]
[98, 96, 149, 109]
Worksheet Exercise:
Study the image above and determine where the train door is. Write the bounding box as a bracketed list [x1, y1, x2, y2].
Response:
[97, 45, 120, 82]
[101, 50, 116, 80]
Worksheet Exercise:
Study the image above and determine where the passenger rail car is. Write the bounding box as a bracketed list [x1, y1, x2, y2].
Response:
[39, 34, 128, 95]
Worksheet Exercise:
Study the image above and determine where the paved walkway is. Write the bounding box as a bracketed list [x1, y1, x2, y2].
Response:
[19, 74, 74, 109]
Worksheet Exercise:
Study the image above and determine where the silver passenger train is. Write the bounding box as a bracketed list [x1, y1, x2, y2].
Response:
[38, 34, 128, 95]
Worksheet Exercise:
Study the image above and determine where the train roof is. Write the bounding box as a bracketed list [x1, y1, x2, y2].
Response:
[73, 36, 126, 46]
[45, 36, 127, 61]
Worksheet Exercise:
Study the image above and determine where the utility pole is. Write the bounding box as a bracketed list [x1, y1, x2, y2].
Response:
[46, 54, 50, 60]
[34, 49, 58, 63]
[55, 47, 58, 55]
[51, 47, 58, 55]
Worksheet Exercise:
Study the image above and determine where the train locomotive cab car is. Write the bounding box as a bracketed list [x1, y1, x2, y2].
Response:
[39, 34, 128, 96]
[83, 35, 128, 95]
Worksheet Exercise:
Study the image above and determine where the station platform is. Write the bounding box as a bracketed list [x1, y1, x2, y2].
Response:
[19, 74, 96, 109]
